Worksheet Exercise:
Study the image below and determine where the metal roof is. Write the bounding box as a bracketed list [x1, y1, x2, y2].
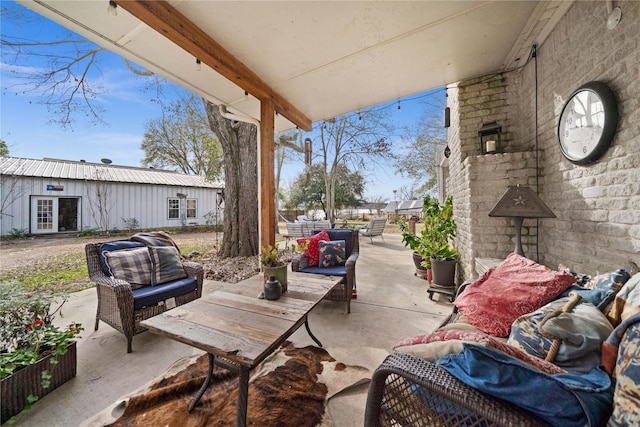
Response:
[383, 200, 423, 214]
[0, 157, 222, 189]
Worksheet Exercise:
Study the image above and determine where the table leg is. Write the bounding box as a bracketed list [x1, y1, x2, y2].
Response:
[189, 353, 214, 412]
[236, 366, 250, 427]
[304, 315, 323, 347]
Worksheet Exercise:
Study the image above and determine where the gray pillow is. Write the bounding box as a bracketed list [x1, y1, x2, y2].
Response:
[148, 246, 187, 286]
[104, 247, 152, 288]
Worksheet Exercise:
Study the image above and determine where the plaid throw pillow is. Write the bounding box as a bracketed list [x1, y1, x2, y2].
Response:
[148, 246, 187, 286]
[104, 247, 152, 288]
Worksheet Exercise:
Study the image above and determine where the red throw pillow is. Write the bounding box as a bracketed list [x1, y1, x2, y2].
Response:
[297, 230, 330, 267]
[454, 253, 576, 337]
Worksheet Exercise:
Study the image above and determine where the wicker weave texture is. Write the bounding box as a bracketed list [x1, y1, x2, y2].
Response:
[85, 241, 204, 353]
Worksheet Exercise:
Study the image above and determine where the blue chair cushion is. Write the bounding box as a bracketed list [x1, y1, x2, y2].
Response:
[132, 277, 198, 310]
[98, 241, 145, 275]
[300, 266, 346, 278]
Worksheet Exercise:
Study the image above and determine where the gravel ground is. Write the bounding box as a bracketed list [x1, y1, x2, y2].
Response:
[0, 232, 295, 285]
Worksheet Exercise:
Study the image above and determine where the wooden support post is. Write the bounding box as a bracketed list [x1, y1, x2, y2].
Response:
[260, 100, 276, 249]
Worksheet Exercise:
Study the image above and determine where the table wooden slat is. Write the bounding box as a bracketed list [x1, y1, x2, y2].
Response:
[141, 272, 341, 368]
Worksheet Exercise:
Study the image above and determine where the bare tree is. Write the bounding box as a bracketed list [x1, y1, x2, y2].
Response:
[314, 110, 394, 222]
[203, 102, 259, 258]
[84, 166, 115, 233]
[0, 160, 29, 221]
[142, 93, 223, 180]
[394, 96, 447, 196]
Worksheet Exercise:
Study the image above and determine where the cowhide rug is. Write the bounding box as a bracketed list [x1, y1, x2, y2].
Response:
[85, 342, 370, 427]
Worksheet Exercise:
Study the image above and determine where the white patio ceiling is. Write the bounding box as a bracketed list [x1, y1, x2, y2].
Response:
[20, 0, 572, 133]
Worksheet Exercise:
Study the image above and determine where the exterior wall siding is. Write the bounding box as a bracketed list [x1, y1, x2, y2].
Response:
[0, 176, 221, 235]
[448, 0, 640, 280]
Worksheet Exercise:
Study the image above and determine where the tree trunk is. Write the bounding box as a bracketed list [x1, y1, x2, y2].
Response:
[204, 101, 259, 258]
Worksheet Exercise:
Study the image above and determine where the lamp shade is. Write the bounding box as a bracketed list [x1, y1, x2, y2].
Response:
[488, 186, 555, 219]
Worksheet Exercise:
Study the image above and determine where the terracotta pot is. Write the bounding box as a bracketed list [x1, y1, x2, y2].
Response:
[1, 341, 77, 423]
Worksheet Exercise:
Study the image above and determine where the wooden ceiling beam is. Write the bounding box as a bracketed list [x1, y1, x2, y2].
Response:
[115, 0, 312, 131]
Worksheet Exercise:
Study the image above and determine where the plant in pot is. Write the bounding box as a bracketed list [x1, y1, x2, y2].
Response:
[0, 283, 83, 423]
[423, 195, 458, 288]
[260, 244, 289, 292]
[399, 218, 432, 280]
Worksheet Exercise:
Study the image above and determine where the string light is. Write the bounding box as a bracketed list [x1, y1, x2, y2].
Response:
[397, 100, 401, 111]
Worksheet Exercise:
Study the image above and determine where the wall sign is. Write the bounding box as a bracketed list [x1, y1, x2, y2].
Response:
[47, 185, 64, 191]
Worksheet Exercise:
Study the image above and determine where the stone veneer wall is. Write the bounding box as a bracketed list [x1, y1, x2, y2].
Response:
[448, 0, 640, 280]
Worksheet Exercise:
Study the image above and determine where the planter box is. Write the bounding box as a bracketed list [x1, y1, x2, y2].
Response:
[1, 341, 77, 423]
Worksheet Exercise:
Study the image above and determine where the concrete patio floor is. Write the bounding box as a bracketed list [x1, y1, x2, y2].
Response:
[13, 233, 453, 426]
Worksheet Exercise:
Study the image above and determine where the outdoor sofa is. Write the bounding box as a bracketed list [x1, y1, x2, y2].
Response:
[85, 232, 203, 353]
[365, 254, 640, 426]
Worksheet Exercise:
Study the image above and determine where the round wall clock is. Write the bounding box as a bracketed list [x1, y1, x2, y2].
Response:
[557, 81, 618, 165]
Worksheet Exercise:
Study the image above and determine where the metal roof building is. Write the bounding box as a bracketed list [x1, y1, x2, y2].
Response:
[0, 157, 223, 236]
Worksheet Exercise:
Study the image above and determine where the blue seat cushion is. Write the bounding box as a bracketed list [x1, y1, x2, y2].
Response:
[98, 241, 145, 275]
[300, 266, 346, 278]
[132, 277, 197, 310]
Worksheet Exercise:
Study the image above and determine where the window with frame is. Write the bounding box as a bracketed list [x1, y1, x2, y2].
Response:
[168, 198, 180, 219]
[186, 199, 197, 218]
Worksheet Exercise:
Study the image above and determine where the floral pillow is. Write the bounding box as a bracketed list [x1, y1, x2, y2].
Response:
[297, 230, 330, 267]
[454, 253, 576, 337]
[507, 293, 613, 374]
[318, 240, 346, 268]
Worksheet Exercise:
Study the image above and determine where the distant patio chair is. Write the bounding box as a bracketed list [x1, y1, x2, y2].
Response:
[358, 217, 387, 243]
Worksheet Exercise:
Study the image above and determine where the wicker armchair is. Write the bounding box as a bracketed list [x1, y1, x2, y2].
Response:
[291, 229, 359, 313]
[85, 241, 204, 353]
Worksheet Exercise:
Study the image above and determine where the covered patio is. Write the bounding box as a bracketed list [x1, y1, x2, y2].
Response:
[15, 234, 452, 426]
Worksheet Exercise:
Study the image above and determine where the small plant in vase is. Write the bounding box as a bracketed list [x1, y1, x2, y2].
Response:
[260, 245, 288, 292]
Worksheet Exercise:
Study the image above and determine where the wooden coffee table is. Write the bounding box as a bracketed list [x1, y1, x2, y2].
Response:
[140, 271, 339, 427]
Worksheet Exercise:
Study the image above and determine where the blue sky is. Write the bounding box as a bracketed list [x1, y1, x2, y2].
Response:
[1, 1, 444, 202]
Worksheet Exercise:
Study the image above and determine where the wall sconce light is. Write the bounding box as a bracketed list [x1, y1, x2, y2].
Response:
[478, 121, 502, 154]
[195, 58, 202, 71]
[488, 185, 556, 257]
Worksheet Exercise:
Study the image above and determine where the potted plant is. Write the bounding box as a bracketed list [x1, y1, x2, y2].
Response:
[260, 245, 289, 292]
[399, 218, 432, 280]
[0, 283, 83, 423]
[423, 195, 458, 288]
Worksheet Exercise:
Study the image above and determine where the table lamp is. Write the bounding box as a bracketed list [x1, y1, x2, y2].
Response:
[488, 185, 556, 257]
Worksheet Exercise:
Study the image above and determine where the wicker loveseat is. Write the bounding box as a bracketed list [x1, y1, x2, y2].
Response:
[85, 233, 203, 353]
[365, 255, 640, 426]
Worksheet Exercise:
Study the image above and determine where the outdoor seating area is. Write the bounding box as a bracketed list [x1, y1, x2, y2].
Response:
[16, 232, 451, 426]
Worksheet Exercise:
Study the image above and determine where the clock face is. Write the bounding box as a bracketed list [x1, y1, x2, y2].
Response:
[557, 81, 618, 165]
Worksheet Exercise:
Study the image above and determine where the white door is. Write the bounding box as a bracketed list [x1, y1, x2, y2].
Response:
[31, 197, 58, 234]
